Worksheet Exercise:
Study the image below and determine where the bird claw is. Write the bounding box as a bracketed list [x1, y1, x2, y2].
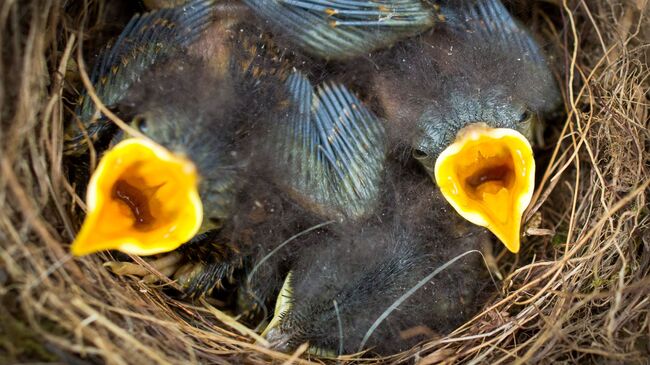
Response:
[104, 233, 245, 299]
[104, 252, 184, 284]
[173, 258, 241, 299]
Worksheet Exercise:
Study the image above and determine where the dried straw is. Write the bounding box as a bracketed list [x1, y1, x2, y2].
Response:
[1, 0, 648, 363]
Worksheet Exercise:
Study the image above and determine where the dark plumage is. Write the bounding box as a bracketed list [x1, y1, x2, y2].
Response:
[257, 162, 492, 355]
[112, 42, 286, 233]
[367, 1, 560, 166]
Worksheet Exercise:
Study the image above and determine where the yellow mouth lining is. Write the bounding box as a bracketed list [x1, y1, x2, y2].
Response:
[71, 138, 202, 256]
[434, 124, 535, 253]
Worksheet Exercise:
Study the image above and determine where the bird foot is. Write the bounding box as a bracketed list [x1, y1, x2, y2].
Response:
[104, 252, 183, 284]
[171, 257, 242, 299]
[104, 232, 244, 299]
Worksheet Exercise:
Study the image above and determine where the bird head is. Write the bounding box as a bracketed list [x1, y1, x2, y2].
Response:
[411, 97, 537, 253]
[70, 63, 243, 256]
[369, 0, 559, 254]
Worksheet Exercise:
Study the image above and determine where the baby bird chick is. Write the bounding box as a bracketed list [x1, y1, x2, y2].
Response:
[245, 0, 561, 253]
[68, 1, 387, 299]
[68, 1, 286, 257]
[259, 164, 492, 356]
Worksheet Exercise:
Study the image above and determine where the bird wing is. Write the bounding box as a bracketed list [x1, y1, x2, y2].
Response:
[243, 0, 436, 59]
[276, 72, 386, 220]
[447, 0, 559, 112]
[65, 0, 216, 155]
[453, 0, 545, 64]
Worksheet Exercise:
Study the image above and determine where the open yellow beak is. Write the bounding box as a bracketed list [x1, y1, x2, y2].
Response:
[70, 138, 203, 256]
[434, 124, 535, 253]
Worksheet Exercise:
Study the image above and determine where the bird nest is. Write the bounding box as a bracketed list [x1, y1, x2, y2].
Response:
[1, 1, 648, 364]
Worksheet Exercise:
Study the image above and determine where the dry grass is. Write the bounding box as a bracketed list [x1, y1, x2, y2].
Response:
[1, 0, 648, 364]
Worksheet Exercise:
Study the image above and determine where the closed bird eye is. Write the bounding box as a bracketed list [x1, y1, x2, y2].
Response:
[209, 217, 223, 229]
[412, 149, 428, 160]
[133, 115, 148, 133]
[518, 109, 533, 124]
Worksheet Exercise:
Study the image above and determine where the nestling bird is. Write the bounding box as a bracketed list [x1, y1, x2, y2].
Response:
[257, 162, 492, 355]
[67, 1, 387, 299]
[244, 0, 561, 253]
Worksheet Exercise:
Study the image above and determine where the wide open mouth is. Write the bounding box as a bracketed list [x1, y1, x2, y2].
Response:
[434, 124, 535, 253]
[70, 138, 202, 256]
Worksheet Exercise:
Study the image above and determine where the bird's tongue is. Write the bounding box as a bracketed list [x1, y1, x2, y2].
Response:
[482, 187, 510, 224]
[70, 138, 203, 256]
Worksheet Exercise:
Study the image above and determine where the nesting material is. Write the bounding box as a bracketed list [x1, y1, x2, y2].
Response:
[1, 0, 649, 364]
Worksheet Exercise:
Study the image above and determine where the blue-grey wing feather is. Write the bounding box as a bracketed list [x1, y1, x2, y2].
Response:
[65, 0, 216, 155]
[244, 0, 436, 59]
[454, 0, 544, 63]
[452, 0, 559, 112]
[277, 72, 386, 220]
